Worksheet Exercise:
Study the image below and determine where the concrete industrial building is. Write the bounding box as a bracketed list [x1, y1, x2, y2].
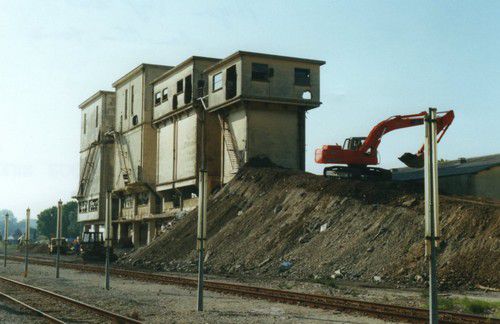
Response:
[76, 52, 325, 247]
[392, 154, 500, 200]
[76, 91, 116, 224]
[204, 51, 325, 183]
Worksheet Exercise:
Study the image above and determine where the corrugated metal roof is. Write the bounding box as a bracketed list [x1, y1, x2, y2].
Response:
[392, 154, 500, 181]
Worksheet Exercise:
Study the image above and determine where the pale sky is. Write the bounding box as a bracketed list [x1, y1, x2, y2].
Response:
[1, 1, 499, 220]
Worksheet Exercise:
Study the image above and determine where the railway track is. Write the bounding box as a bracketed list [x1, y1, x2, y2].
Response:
[0, 275, 142, 323]
[4, 255, 499, 323]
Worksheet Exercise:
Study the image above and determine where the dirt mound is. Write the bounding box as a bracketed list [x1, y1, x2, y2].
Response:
[120, 167, 500, 289]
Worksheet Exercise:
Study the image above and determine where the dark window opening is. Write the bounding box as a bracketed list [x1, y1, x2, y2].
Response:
[131, 85, 134, 114]
[184, 75, 192, 104]
[294, 68, 311, 86]
[162, 88, 168, 101]
[132, 115, 139, 126]
[124, 89, 128, 119]
[137, 192, 149, 206]
[226, 65, 237, 99]
[83, 113, 87, 134]
[251, 63, 269, 82]
[154, 92, 161, 106]
[95, 106, 99, 127]
[176, 80, 183, 94]
[213, 72, 223, 92]
[172, 94, 178, 109]
[197, 80, 205, 97]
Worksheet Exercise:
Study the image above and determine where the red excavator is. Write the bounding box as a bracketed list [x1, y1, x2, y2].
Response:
[315, 110, 455, 180]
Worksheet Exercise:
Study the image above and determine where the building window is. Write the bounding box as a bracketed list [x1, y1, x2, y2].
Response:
[213, 72, 223, 92]
[79, 201, 88, 213]
[184, 75, 192, 104]
[124, 89, 128, 119]
[131, 86, 134, 115]
[137, 192, 149, 206]
[95, 106, 99, 127]
[154, 92, 161, 106]
[251, 63, 269, 82]
[88, 199, 98, 212]
[225, 65, 237, 99]
[83, 113, 87, 134]
[294, 68, 311, 86]
[176, 79, 183, 94]
[162, 88, 168, 101]
[123, 196, 134, 209]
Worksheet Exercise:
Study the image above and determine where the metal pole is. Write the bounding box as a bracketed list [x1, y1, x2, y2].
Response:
[56, 200, 62, 278]
[105, 191, 111, 290]
[196, 95, 209, 312]
[24, 208, 30, 277]
[424, 108, 439, 323]
[4, 214, 8, 267]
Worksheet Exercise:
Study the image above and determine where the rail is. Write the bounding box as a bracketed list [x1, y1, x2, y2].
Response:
[0, 274, 142, 323]
[3, 255, 498, 323]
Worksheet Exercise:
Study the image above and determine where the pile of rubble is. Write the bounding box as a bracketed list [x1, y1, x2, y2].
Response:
[119, 166, 500, 289]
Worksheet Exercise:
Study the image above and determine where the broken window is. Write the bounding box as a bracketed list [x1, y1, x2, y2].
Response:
[95, 106, 99, 127]
[302, 90, 312, 100]
[123, 196, 134, 209]
[226, 65, 237, 99]
[162, 88, 168, 101]
[176, 79, 183, 94]
[184, 74, 192, 104]
[124, 89, 128, 119]
[154, 91, 161, 106]
[88, 199, 98, 212]
[137, 192, 149, 206]
[213, 72, 223, 92]
[83, 113, 87, 134]
[79, 201, 88, 213]
[251, 63, 269, 82]
[172, 94, 178, 109]
[294, 68, 311, 86]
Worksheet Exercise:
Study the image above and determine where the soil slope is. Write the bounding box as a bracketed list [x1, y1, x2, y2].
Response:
[120, 167, 500, 289]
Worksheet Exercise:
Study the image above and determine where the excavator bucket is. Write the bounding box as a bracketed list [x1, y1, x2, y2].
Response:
[399, 152, 424, 168]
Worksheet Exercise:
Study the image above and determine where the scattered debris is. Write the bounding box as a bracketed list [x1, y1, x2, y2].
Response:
[320, 223, 328, 232]
[118, 166, 500, 289]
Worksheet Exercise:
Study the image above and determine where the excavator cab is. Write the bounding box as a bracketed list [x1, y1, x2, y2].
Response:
[343, 137, 366, 151]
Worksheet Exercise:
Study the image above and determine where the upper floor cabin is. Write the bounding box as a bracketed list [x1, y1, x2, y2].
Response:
[151, 56, 220, 122]
[79, 91, 116, 152]
[204, 51, 325, 111]
[112, 64, 173, 133]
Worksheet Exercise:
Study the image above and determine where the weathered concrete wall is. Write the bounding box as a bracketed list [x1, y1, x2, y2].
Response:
[247, 104, 302, 169]
[78, 92, 116, 223]
[438, 166, 500, 200]
[207, 58, 242, 108]
[241, 57, 321, 103]
[80, 96, 104, 150]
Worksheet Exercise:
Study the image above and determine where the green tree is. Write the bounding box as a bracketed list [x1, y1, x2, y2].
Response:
[36, 200, 82, 239]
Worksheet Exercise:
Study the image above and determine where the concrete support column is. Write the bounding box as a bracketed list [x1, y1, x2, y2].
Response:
[147, 220, 157, 245]
[132, 222, 140, 247]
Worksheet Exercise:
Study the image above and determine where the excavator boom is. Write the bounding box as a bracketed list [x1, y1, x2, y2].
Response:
[315, 109, 454, 179]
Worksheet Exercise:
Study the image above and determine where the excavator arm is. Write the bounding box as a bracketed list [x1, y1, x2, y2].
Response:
[360, 110, 455, 167]
[315, 109, 454, 179]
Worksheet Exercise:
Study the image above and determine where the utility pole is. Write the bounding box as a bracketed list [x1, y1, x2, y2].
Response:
[196, 86, 209, 311]
[105, 191, 111, 290]
[3, 213, 8, 267]
[424, 107, 440, 323]
[24, 208, 30, 277]
[56, 200, 62, 278]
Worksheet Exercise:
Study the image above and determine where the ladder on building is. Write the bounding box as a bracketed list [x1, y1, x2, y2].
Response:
[78, 143, 98, 197]
[111, 131, 135, 185]
[218, 114, 243, 172]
